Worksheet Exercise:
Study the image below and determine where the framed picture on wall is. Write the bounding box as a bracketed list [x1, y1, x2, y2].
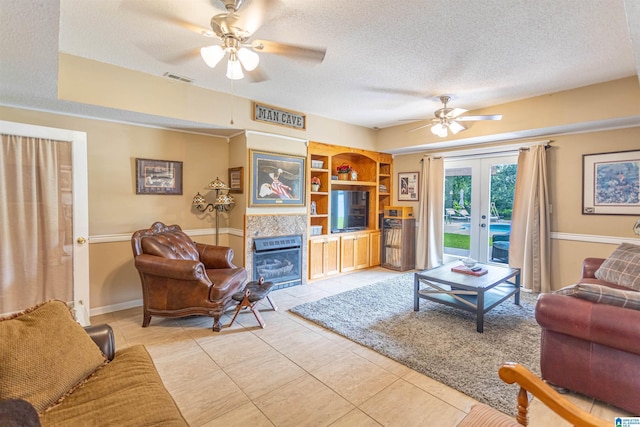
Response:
[135, 158, 183, 195]
[583, 149, 640, 215]
[228, 166, 243, 193]
[398, 172, 420, 201]
[250, 150, 305, 207]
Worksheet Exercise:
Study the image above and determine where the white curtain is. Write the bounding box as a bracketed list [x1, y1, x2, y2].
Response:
[416, 156, 444, 269]
[0, 134, 72, 314]
[509, 145, 551, 292]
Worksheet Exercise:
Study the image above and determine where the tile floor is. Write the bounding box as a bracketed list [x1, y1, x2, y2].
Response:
[91, 268, 632, 426]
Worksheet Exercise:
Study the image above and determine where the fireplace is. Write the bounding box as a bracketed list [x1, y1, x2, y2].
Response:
[252, 235, 302, 290]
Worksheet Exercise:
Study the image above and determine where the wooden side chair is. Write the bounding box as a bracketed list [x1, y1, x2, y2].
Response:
[457, 363, 610, 427]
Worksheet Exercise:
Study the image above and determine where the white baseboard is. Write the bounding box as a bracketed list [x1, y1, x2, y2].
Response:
[91, 299, 142, 317]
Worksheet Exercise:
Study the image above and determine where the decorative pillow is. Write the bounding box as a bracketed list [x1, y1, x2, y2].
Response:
[554, 283, 640, 311]
[0, 300, 107, 413]
[594, 243, 640, 291]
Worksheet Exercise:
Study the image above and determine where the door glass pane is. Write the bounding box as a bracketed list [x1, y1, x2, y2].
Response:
[488, 163, 516, 264]
[444, 167, 472, 258]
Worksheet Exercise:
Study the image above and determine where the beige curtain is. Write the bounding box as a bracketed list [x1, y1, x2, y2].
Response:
[416, 156, 444, 269]
[0, 134, 72, 314]
[509, 145, 551, 292]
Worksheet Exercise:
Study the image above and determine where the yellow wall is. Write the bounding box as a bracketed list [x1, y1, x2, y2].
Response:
[3, 58, 639, 314]
[392, 125, 640, 290]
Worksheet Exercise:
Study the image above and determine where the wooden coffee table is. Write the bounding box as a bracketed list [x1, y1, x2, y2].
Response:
[414, 262, 521, 332]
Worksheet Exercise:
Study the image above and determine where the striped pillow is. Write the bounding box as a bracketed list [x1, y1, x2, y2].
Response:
[554, 283, 640, 311]
[594, 243, 640, 291]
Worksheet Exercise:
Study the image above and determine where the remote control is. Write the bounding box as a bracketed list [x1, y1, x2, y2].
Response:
[471, 266, 482, 272]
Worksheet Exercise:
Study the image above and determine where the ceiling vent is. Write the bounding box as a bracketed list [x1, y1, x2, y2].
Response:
[163, 72, 193, 83]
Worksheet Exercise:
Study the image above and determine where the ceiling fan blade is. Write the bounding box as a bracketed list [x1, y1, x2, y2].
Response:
[408, 122, 435, 133]
[245, 65, 269, 83]
[252, 39, 326, 62]
[120, 0, 210, 36]
[446, 108, 467, 119]
[457, 114, 503, 121]
[449, 120, 466, 134]
[232, 0, 280, 35]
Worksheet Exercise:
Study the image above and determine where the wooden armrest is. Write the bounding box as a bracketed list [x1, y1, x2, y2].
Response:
[499, 363, 611, 427]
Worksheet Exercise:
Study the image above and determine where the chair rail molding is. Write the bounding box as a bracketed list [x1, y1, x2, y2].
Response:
[550, 232, 640, 245]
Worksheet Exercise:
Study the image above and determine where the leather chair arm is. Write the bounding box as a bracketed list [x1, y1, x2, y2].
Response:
[84, 324, 115, 361]
[135, 254, 210, 282]
[196, 243, 236, 269]
[581, 257, 605, 279]
[536, 293, 640, 355]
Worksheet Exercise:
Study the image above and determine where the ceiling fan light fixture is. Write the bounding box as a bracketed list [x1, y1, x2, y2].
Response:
[237, 47, 259, 71]
[226, 54, 244, 80]
[201, 45, 225, 68]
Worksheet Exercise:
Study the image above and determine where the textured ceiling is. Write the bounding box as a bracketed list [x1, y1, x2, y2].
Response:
[1, 0, 639, 136]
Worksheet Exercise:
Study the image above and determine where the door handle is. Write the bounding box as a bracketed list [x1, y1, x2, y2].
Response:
[77, 237, 87, 244]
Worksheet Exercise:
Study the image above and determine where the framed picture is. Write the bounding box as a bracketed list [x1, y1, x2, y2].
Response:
[228, 166, 244, 193]
[135, 158, 183, 195]
[583, 150, 640, 215]
[398, 172, 420, 201]
[250, 150, 305, 206]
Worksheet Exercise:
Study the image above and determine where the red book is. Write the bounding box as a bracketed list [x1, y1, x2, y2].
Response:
[451, 265, 488, 276]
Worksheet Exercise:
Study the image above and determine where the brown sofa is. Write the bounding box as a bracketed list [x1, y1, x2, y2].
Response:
[0, 300, 187, 426]
[132, 221, 247, 331]
[535, 257, 640, 415]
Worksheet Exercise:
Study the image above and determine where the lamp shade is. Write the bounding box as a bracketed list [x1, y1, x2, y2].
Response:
[237, 47, 259, 71]
[207, 177, 228, 190]
[192, 192, 206, 206]
[200, 45, 225, 68]
[226, 56, 244, 80]
[215, 193, 234, 206]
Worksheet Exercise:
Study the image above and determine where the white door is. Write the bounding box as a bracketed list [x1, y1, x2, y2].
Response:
[0, 120, 89, 324]
[443, 154, 517, 264]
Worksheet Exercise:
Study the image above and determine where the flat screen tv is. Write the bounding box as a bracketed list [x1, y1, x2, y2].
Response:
[330, 190, 369, 233]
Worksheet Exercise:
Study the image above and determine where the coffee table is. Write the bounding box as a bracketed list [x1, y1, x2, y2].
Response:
[414, 262, 521, 332]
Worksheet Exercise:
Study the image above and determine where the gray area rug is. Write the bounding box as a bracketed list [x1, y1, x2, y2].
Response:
[290, 272, 541, 415]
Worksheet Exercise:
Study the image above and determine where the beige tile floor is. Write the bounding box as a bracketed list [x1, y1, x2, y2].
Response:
[92, 267, 632, 426]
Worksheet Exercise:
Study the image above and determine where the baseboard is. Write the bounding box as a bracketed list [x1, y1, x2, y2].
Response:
[91, 299, 142, 317]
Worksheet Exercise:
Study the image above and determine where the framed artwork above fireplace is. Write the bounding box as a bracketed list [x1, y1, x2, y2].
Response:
[250, 150, 306, 207]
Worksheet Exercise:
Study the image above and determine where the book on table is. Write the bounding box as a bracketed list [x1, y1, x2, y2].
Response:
[451, 265, 488, 276]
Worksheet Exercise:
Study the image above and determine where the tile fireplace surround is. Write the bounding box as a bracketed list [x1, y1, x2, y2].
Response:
[245, 214, 308, 286]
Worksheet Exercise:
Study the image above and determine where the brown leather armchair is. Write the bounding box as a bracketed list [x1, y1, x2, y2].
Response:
[535, 258, 640, 415]
[131, 222, 247, 331]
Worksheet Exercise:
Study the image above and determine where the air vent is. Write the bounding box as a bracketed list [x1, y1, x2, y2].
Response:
[163, 72, 193, 83]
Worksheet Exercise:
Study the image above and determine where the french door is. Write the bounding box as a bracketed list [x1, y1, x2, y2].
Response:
[443, 154, 517, 264]
[0, 121, 89, 324]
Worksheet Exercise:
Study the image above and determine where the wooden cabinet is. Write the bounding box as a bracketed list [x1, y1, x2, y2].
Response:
[370, 231, 381, 267]
[307, 141, 392, 280]
[340, 232, 370, 272]
[308, 236, 340, 280]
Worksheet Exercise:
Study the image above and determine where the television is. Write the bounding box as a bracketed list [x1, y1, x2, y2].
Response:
[330, 190, 369, 233]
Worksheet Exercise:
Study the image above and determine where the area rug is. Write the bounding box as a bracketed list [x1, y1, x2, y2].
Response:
[290, 272, 541, 415]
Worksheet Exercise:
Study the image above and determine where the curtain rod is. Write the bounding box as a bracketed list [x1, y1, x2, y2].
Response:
[425, 139, 552, 160]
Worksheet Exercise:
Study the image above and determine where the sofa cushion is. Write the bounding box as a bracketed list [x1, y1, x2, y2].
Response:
[39, 345, 188, 426]
[554, 283, 640, 311]
[594, 243, 640, 291]
[0, 301, 107, 413]
[457, 404, 518, 427]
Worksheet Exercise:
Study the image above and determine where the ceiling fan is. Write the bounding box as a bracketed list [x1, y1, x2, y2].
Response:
[408, 96, 503, 137]
[200, 0, 327, 80]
